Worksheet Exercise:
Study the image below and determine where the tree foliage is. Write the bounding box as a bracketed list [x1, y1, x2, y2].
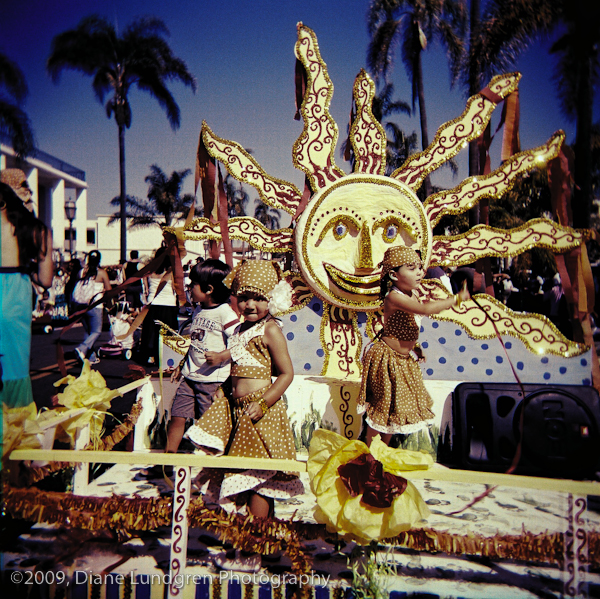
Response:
[47, 15, 196, 260]
[0, 52, 35, 158]
[109, 164, 198, 228]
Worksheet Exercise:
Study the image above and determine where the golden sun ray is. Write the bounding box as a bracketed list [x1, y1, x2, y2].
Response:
[417, 280, 587, 358]
[201, 123, 302, 215]
[424, 133, 565, 227]
[392, 73, 521, 191]
[349, 70, 387, 175]
[293, 23, 345, 190]
[431, 219, 587, 267]
[170, 217, 294, 254]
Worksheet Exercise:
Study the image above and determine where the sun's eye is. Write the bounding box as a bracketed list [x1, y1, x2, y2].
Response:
[383, 223, 399, 242]
[317, 215, 360, 243]
[334, 221, 348, 239]
[373, 215, 417, 244]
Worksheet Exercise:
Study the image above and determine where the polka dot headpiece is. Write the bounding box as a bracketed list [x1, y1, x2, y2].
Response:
[224, 260, 293, 315]
[379, 246, 422, 276]
[224, 259, 282, 298]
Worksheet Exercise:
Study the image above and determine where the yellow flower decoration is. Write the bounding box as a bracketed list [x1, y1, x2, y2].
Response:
[308, 429, 432, 543]
[53, 360, 121, 446]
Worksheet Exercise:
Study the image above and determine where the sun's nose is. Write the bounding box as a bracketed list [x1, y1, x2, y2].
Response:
[357, 222, 373, 269]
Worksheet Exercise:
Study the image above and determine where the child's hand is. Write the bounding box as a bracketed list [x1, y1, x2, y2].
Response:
[170, 365, 182, 383]
[412, 345, 426, 363]
[204, 351, 220, 366]
[458, 279, 471, 303]
[245, 401, 264, 422]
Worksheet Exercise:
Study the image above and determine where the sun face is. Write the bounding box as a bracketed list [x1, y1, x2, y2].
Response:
[171, 23, 588, 378]
[295, 174, 431, 310]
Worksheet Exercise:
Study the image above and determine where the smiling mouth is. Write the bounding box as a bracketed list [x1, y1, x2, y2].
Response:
[324, 263, 381, 296]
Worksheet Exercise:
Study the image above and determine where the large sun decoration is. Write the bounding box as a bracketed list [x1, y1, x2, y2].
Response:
[169, 24, 587, 380]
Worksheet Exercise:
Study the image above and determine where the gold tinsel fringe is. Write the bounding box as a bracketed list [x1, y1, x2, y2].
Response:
[4, 481, 599, 575]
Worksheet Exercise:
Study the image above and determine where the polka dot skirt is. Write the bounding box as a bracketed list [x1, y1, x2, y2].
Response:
[357, 340, 435, 434]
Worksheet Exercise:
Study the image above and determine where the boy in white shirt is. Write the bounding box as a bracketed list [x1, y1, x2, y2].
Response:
[148, 260, 239, 476]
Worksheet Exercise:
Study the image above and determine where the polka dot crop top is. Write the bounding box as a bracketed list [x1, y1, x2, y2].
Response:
[229, 316, 278, 379]
[383, 290, 420, 342]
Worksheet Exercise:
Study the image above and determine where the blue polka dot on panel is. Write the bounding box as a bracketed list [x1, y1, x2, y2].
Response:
[432, 322, 439, 329]
[426, 368, 434, 376]
[505, 341, 512, 349]
[439, 357, 446, 364]
[486, 369, 493, 375]
[439, 337, 446, 344]
[290, 314, 297, 322]
[455, 329, 462, 336]
[541, 357, 549, 364]
[583, 378, 591, 386]
[517, 362, 524, 370]
[167, 358, 174, 367]
[481, 343, 488, 350]
[457, 365, 464, 373]
[357, 312, 367, 324]
[306, 324, 314, 333]
[581, 359, 588, 367]
[459, 346, 466, 353]
[543, 372, 551, 380]
[422, 341, 429, 349]
[287, 332, 294, 340]
[316, 348, 324, 357]
[420, 326, 424, 333]
[303, 363, 311, 371]
[560, 367, 567, 374]
[496, 356, 503, 364]
[472, 358, 479, 365]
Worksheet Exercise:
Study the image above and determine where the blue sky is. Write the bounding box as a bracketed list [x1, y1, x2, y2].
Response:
[1, 0, 594, 223]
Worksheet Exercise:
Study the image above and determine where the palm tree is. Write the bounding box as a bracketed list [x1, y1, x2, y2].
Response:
[367, 0, 466, 196]
[223, 172, 249, 218]
[0, 52, 35, 158]
[254, 199, 281, 230]
[47, 15, 197, 261]
[384, 122, 418, 175]
[109, 165, 197, 228]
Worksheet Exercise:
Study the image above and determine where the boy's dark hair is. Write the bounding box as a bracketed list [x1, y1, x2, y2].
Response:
[189, 259, 232, 304]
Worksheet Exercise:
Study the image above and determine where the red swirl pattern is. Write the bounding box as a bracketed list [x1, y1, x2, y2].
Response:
[393, 73, 521, 191]
[293, 25, 345, 191]
[181, 217, 293, 252]
[321, 304, 362, 377]
[425, 133, 564, 227]
[202, 125, 302, 215]
[430, 219, 584, 267]
[350, 71, 386, 175]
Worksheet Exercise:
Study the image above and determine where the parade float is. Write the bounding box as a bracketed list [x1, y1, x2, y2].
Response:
[4, 24, 600, 599]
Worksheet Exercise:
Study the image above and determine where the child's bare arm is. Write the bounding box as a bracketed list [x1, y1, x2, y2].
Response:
[249, 321, 293, 419]
[387, 282, 470, 316]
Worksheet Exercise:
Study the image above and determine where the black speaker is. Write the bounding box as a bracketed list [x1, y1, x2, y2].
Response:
[449, 382, 600, 478]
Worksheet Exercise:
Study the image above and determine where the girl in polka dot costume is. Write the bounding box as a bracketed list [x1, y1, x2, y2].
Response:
[184, 259, 303, 523]
[358, 246, 470, 446]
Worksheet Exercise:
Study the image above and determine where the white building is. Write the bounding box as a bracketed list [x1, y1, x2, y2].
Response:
[1, 139, 253, 267]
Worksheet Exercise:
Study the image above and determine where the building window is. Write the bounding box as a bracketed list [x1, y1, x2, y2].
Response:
[64, 228, 76, 253]
[87, 228, 96, 245]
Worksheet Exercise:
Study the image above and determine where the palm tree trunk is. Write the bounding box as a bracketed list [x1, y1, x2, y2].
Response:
[415, 50, 431, 198]
[119, 123, 127, 263]
[468, 0, 480, 227]
[573, 55, 593, 230]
